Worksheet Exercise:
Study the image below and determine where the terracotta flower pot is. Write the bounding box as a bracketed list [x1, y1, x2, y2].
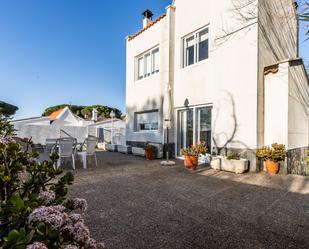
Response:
[265, 160, 280, 174]
[145, 150, 156, 160]
[184, 155, 199, 170]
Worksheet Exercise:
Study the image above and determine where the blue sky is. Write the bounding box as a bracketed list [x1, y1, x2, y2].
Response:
[0, 0, 308, 119]
[0, 0, 171, 119]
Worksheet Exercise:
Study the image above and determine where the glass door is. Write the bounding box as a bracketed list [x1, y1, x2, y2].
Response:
[177, 106, 212, 157]
[177, 108, 194, 157]
[196, 107, 212, 152]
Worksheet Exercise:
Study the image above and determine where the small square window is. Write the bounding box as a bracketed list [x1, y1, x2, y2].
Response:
[134, 110, 159, 132]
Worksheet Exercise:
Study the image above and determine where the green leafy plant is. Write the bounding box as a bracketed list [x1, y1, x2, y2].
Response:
[0, 112, 103, 249]
[256, 143, 286, 162]
[226, 151, 240, 160]
[181, 142, 208, 157]
[144, 142, 156, 153]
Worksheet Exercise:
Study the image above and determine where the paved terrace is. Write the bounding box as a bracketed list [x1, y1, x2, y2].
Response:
[68, 152, 309, 249]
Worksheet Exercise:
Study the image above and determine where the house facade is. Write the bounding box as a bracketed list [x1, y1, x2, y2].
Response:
[13, 107, 126, 145]
[125, 0, 309, 172]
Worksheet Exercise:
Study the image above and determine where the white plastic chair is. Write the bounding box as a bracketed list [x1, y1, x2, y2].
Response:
[56, 137, 77, 170]
[45, 139, 57, 154]
[77, 137, 98, 169]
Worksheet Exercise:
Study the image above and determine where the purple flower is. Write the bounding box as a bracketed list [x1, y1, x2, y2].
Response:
[70, 221, 90, 242]
[68, 213, 84, 223]
[26, 242, 48, 249]
[38, 190, 55, 205]
[72, 198, 88, 212]
[85, 238, 98, 249]
[64, 245, 79, 249]
[29, 205, 68, 229]
[0, 135, 15, 145]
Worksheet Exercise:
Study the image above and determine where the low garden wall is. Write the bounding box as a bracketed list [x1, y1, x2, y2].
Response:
[287, 147, 309, 176]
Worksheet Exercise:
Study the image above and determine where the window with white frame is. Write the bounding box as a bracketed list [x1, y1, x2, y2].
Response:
[134, 110, 159, 131]
[183, 27, 209, 67]
[136, 46, 160, 80]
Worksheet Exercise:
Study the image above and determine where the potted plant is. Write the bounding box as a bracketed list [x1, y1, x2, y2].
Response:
[256, 143, 286, 174]
[211, 151, 249, 174]
[181, 142, 208, 170]
[144, 142, 156, 160]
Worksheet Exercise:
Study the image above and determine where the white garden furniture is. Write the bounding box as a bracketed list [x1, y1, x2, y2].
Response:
[56, 137, 77, 170]
[77, 137, 98, 169]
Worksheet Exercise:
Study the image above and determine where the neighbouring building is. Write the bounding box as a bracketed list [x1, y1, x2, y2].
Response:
[125, 0, 309, 172]
[13, 107, 125, 145]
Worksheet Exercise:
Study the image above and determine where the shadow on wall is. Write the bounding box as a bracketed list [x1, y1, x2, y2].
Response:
[212, 91, 258, 171]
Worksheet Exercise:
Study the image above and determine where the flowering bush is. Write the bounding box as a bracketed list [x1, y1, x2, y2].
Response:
[181, 142, 208, 157]
[0, 113, 103, 249]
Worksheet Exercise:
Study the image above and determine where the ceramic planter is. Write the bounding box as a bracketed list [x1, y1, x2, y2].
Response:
[145, 149, 156, 160]
[184, 155, 199, 170]
[132, 147, 145, 157]
[210, 156, 249, 174]
[265, 160, 280, 174]
[106, 144, 117, 152]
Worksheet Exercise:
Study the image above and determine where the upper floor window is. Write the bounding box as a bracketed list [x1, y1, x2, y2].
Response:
[136, 46, 160, 80]
[183, 27, 209, 67]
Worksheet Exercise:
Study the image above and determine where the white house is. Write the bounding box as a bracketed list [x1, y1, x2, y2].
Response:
[125, 0, 309, 172]
[13, 107, 125, 145]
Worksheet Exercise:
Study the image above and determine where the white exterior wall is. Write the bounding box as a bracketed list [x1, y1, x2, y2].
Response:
[264, 63, 289, 146]
[125, 0, 307, 167]
[265, 61, 309, 149]
[288, 62, 309, 149]
[257, 0, 298, 147]
[126, 15, 168, 144]
[173, 0, 258, 150]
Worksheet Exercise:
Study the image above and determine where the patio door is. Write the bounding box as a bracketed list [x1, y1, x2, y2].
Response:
[177, 108, 194, 157]
[177, 106, 212, 157]
[196, 107, 212, 153]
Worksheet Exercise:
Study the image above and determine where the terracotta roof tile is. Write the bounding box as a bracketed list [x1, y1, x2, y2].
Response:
[128, 14, 166, 41]
[95, 118, 113, 123]
[50, 108, 64, 121]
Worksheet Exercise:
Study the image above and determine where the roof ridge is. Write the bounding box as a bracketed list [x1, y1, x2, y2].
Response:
[128, 13, 166, 41]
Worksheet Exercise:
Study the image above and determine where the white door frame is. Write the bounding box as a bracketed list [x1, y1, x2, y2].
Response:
[174, 104, 213, 159]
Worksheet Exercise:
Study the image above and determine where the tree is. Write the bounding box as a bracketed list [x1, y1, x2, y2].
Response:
[0, 101, 18, 117]
[42, 104, 122, 119]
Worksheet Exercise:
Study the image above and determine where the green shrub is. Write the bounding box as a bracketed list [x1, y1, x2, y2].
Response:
[0, 114, 103, 249]
[256, 143, 286, 162]
[181, 142, 208, 157]
[226, 151, 240, 160]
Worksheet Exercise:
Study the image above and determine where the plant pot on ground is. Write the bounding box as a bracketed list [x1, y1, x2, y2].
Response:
[144, 143, 156, 160]
[181, 142, 208, 170]
[256, 143, 286, 174]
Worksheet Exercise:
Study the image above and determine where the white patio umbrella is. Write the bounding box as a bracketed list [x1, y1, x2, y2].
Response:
[161, 83, 175, 166]
[163, 83, 172, 128]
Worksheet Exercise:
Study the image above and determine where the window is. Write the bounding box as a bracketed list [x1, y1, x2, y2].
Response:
[183, 27, 209, 67]
[135, 110, 159, 131]
[152, 48, 159, 73]
[136, 46, 160, 80]
[185, 36, 195, 66]
[138, 57, 144, 80]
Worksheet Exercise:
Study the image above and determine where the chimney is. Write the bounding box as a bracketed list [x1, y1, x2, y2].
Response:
[142, 9, 153, 28]
[92, 108, 98, 121]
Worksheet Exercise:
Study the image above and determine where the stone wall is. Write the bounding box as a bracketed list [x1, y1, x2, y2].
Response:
[287, 147, 309, 176]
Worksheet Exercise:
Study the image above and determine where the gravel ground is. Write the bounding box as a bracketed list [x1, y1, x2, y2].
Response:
[68, 152, 309, 249]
